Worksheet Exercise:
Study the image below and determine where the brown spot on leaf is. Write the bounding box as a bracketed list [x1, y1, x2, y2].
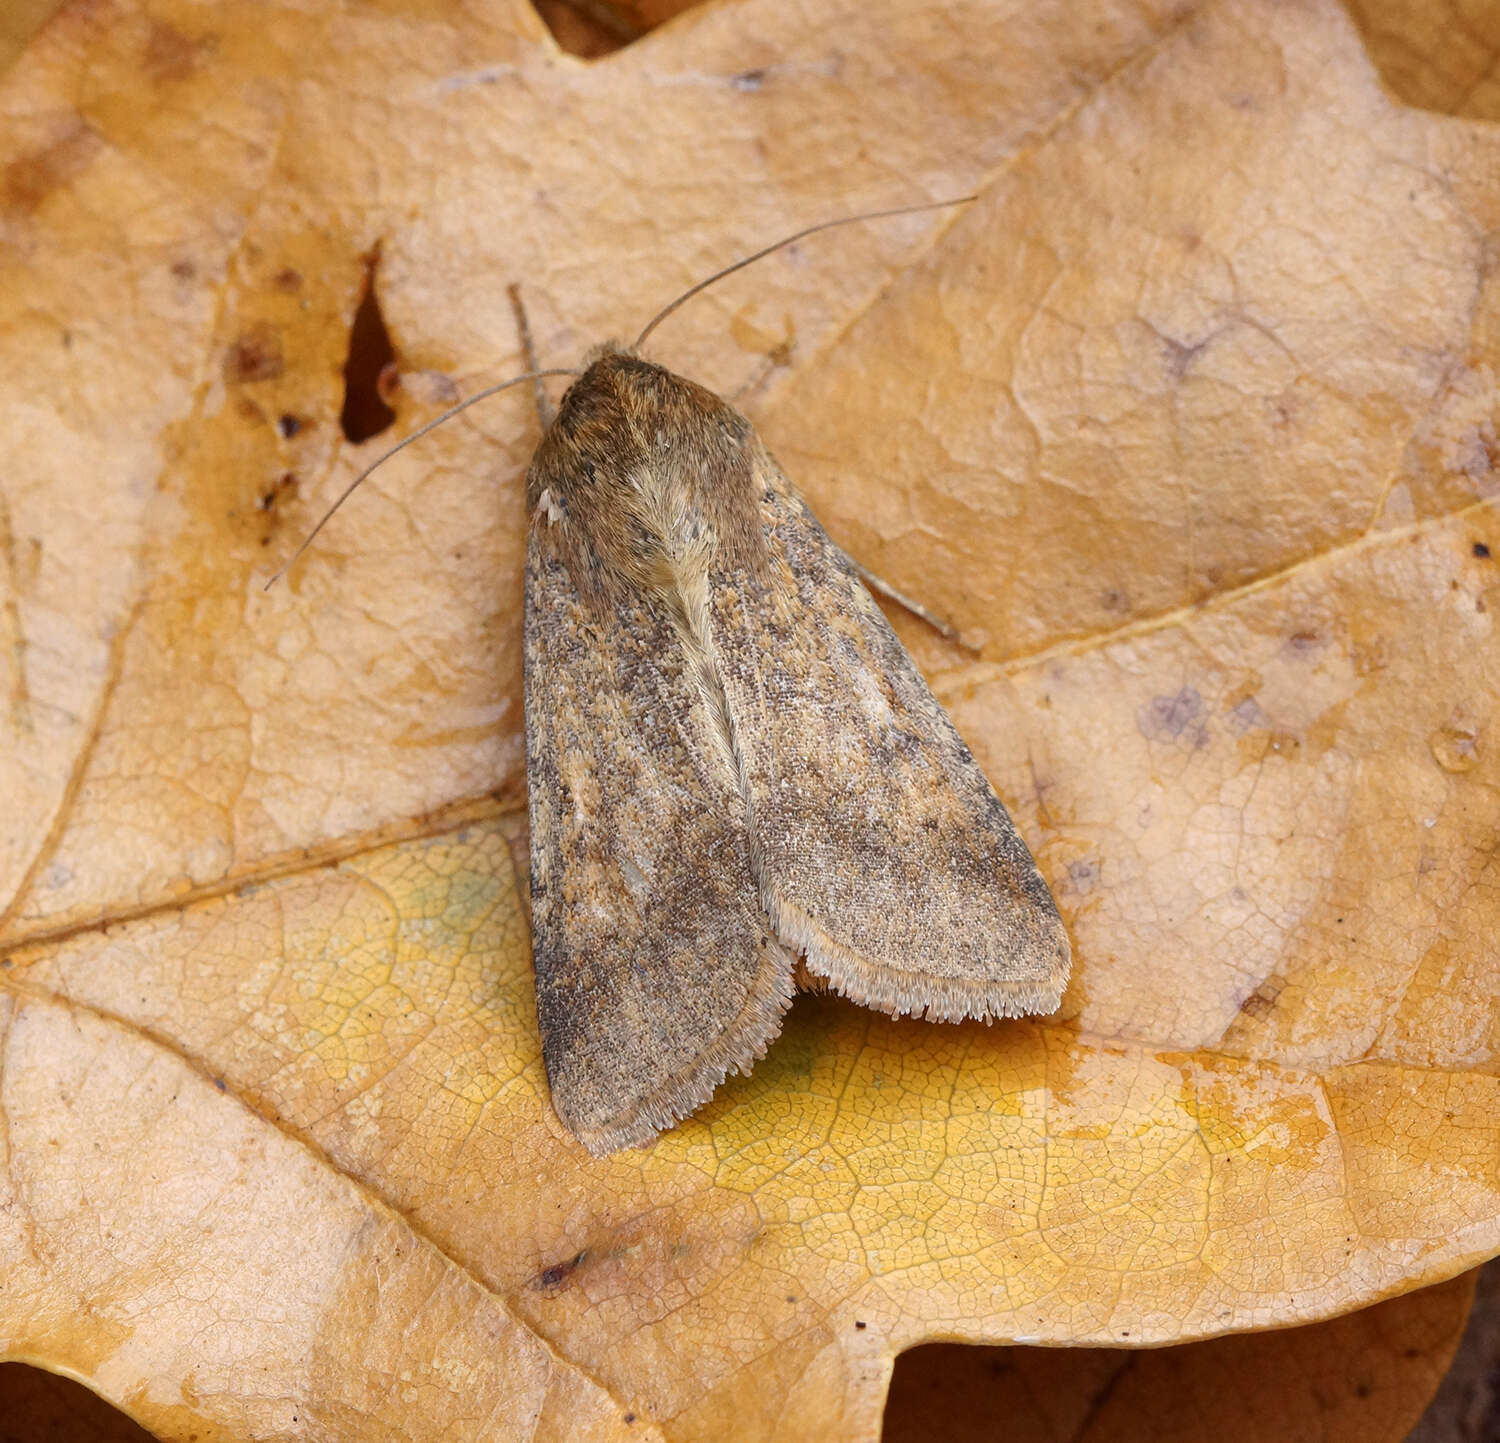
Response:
[4, 122, 102, 215]
[224, 323, 284, 383]
[532, 1248, 588, 1294]
[144, 20, 214, 82]
[259, 473, 299, 513]
[1238, 981, 1281, 1020]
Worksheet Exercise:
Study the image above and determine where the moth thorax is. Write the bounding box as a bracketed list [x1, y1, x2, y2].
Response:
[587, 467, 716, 594]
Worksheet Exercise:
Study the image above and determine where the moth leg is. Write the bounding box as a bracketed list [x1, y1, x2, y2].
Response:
[841, 552, 960, 644]
[507, 283, 556, 428]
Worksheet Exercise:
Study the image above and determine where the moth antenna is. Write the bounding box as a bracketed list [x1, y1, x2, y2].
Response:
[263, 367, 577, 590]
[508, 283, 556, 429]
[633, 195, 977, 350]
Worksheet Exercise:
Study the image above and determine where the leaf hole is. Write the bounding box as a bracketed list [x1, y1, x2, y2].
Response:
[340, 252, 398, 445]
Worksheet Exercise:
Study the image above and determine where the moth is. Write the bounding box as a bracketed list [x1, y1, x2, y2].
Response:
[522, 228, 1070, 1156]
[274, 203, 1071, 1158]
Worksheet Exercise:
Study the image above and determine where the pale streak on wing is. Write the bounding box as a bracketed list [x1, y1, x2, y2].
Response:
[706, 449, 1071, 1022]
[524, 531, 794, 1156]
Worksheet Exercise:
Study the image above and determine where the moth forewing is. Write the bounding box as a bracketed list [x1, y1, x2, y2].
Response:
[712, 440, 1070, 1023]
[523, 353, 797, 1156]
[524, 347, 1070, 1155]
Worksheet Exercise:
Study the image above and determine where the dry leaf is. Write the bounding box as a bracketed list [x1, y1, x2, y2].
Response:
[0, 1, 65, 73]
[0, 1274, 1480, 1443]
[1, 0, 1498, 1439]
[0, 991, 654, 1441]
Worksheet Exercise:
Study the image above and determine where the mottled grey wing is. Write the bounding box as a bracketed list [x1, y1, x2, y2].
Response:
[525, 525, 794, 1156]
[706, 448, 1071, 1022]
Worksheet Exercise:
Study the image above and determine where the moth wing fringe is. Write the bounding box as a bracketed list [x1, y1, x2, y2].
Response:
[570, 937, 798, 1157]
[764, 887, 1068, 1024]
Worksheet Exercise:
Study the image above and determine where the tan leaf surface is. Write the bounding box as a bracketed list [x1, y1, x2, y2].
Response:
[0, 992, 652, 1442]
[2, 0, 1498, 1439]
[0, 2, 67, 74]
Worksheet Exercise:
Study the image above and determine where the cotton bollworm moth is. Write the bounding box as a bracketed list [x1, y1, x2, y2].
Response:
[273, 201, 1071, 1156]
